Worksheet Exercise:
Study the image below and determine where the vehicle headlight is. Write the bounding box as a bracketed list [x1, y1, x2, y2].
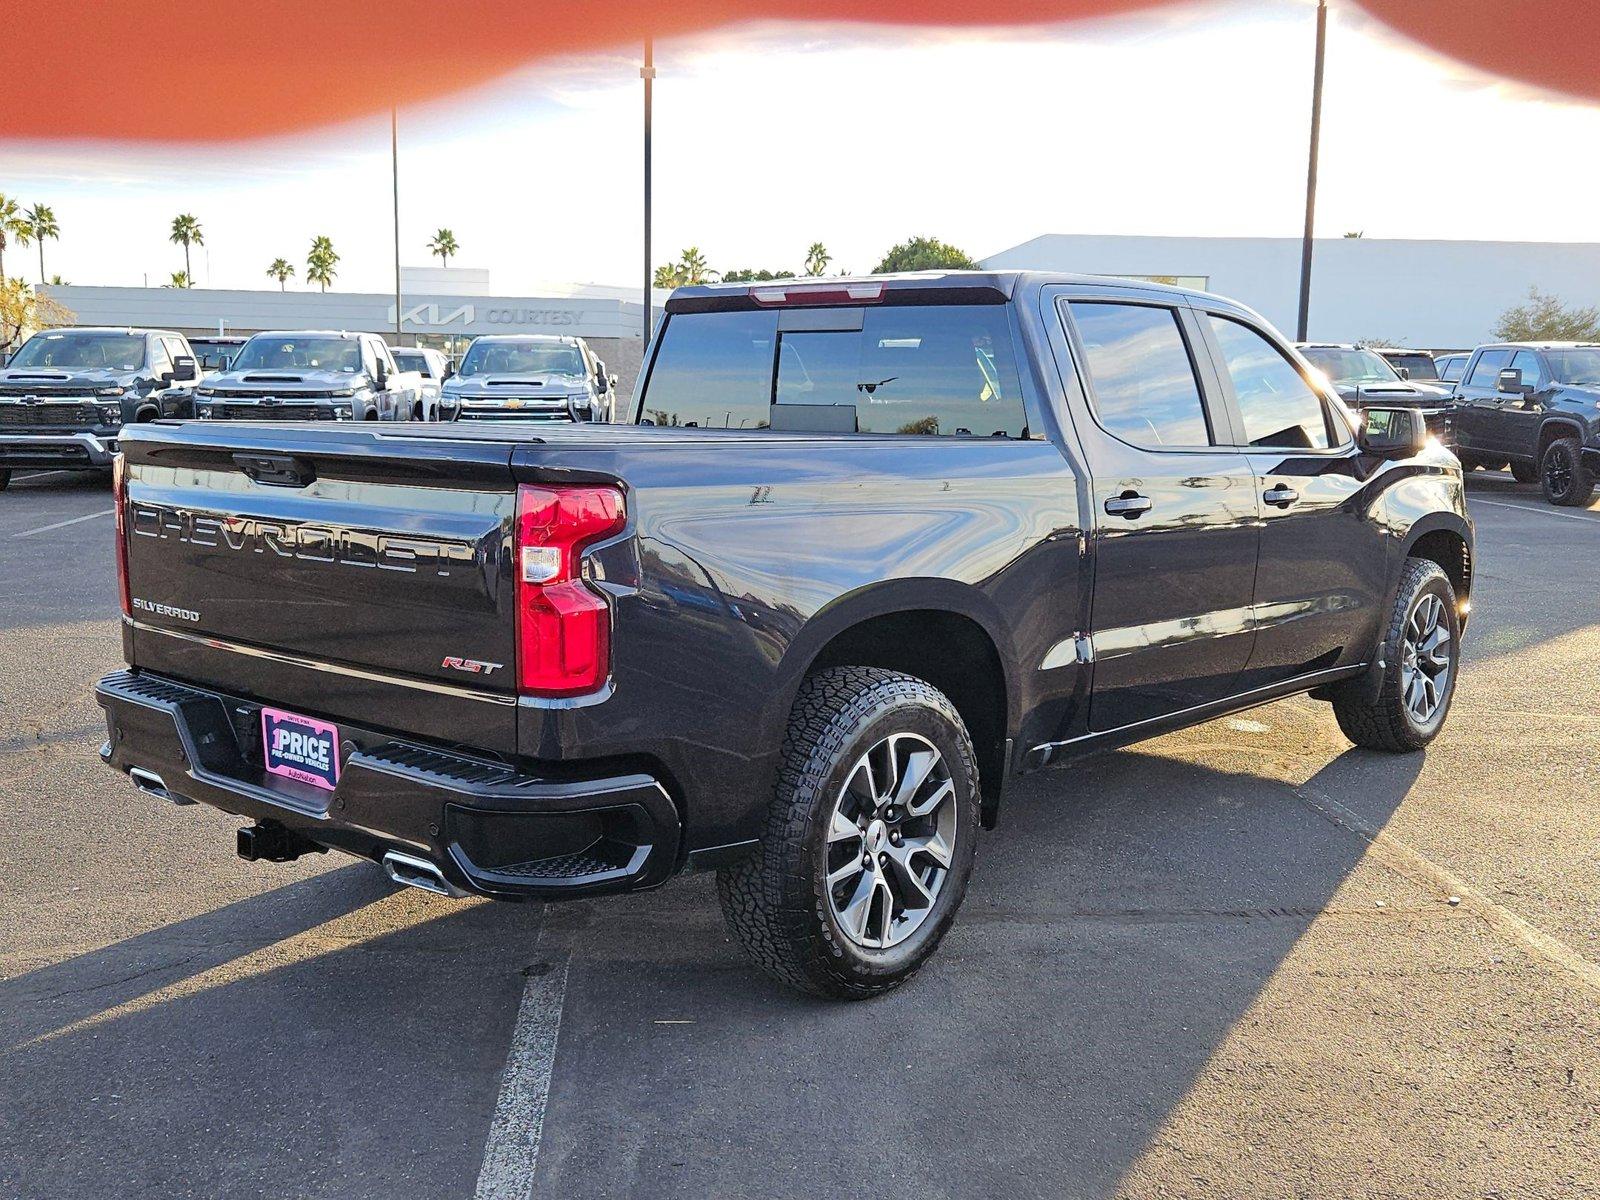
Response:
[332, 387, 356, 397]
[196, 385, 215, 397]
[97, 385, 126, 396]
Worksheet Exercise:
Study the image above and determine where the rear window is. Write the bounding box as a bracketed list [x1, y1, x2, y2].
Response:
[1386, 353, 1438, 380]
[636, 306, 1028, 437]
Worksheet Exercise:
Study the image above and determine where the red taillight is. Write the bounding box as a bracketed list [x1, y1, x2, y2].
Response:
[113, 453, 131, 617]
[514, 483, 625, 697]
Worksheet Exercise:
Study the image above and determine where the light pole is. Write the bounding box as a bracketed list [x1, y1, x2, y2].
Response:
[1296, 0, 1328, 342]
[392, 105, 403, 344]
[642, 39, 655, 346]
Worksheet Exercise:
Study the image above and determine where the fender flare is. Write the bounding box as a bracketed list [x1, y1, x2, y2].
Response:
[1536, 416, 1587, 456]
[760, 578, 1020, 756]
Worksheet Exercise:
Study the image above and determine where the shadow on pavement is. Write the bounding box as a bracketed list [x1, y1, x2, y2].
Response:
[0, 744, 1424, 1200]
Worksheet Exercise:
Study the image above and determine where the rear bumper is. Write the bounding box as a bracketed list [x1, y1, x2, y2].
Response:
[0, 431, 119, 468]
[95, 669, 681, 899]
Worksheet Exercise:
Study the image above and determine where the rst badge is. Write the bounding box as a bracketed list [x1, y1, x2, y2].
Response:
[442, 656, 503, 676]
[261, 707, 341, 791]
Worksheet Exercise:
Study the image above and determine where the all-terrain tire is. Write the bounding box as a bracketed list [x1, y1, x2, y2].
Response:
[1540, 436, 1596, 507]
[716, 666, 981, 999]
[1509, 458, 1539, 484]
[1331, 557, 1460, 753]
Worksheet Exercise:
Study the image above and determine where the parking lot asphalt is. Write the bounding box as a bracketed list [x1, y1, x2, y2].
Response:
[3, 465, 1599, 1199]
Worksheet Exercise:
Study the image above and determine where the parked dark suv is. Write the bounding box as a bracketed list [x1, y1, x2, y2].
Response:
[1451, 342, 1600, 505]
[0, 326, 198, 489]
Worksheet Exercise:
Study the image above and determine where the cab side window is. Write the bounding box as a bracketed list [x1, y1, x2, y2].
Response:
[148, 337, 173, 380]
[1205, 315, 1334, 449]
[1466, 349, 1510, 389]
[1509, 350, 1543, 391]
[1067, 301, 1211, 448]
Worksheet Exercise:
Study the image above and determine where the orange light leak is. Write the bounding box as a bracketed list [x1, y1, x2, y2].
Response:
[6, 0, 1598, 141]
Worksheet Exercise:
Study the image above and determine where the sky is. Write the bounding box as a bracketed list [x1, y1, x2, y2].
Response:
[4, 0, 1599, 295]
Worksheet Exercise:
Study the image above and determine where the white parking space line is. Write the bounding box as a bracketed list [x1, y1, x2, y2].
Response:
[1470, 497, 1600, 524]
[12, 509, 115, 539]
[15, 470, 74, 483]
[475, 950, 571, 1200]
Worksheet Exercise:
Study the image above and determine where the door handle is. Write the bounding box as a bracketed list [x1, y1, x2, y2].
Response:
[1263, 485, 1299, 509]
[1104, 492, 1153, 519]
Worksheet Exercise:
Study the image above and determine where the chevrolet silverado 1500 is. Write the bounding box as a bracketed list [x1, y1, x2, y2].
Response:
[96, 272, 1473, 997]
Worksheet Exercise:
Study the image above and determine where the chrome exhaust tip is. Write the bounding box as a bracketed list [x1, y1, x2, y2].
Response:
[382, 850, 467, 899]
[129, 767, 193, 806]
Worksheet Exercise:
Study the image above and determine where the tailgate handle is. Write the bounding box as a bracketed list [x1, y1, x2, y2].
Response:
[233, 453, 316, 488]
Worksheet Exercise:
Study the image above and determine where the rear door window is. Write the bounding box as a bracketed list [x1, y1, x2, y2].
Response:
[1439, 355, 1466, 384]
[1067, 301, 1212, 448]
[1466, 348, 1510, 389]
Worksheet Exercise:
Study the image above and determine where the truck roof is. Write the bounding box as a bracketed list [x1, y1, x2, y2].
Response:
[666, 270, 1238, 314]
[466, 333, 581, 345]
[45, 325, 187, 339]
[243, 330, 365, 340]
[1476, 341, 1600, 351]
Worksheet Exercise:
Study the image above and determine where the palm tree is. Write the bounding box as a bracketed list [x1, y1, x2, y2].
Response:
[305, 235, 339, 293]
[169, 214, 203, 286]
[164, 271, 192, 288]
[677, 246, 715, 285]
[266, 258, 295, 290]
[427, 228, 459, 267]
[804, 242, 831, 277]
[0, 193, 27, 284]
[23, 204, 58, 284]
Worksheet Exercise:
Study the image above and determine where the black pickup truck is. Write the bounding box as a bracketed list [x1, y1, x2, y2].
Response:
[96, 272, 1473, 998]
[0, 326, 199, 487]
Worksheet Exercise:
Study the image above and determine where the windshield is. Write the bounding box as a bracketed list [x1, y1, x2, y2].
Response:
[229, 335, 361, 373]
[9, 331, 145, 371]
[1545, 348, 1600, 386]
[1299, 347, 1401, 385]
[1385, 353, 1438, 380]
[458, 340, 584, 378]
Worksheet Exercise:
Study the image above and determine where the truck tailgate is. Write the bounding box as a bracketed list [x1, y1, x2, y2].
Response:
[119, 423, 520, 754]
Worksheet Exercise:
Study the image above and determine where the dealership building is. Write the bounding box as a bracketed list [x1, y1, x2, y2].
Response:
[40, 268, 659, 402]
[981, 235, 1600, 349]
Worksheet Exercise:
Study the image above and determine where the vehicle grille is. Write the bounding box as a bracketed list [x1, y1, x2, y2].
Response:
[205, 388, 346, 399]
[0, 403, 99, 428]
[213, 404, 326, 421]
[0, 384, 85, 398]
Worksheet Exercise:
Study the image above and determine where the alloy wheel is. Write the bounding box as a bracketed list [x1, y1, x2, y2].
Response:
[1399, 592, 1452, 724]
[824, 732, 957, 950]
[1546, 448, 1574, 500]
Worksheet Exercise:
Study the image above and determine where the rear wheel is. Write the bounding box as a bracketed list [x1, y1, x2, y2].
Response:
[717, 666, 980, 999]
[1540, 436, 1595, 507]
[1509, 458, 1539, 484]
[1331, 557, 1460, 752]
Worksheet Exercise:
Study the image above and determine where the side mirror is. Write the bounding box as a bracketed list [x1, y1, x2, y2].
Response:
[1358, 406, 1427, 458]
[374, 363, 388, 389]
[172, 355, 198, 382]
[1396, 366, 1410, 380]
[442, 364, 456, 381]
[1498, 366, 1531, 395]
[594, 361, 609, 392]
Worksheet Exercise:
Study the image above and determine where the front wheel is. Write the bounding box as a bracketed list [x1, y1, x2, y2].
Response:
[717, 667, 981, 999]
[1331, 557, 1460, 752]
[1541, 437, 1595, 507]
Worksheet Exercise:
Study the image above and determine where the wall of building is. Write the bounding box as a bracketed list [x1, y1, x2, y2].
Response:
[981, 235, 1600, 348]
